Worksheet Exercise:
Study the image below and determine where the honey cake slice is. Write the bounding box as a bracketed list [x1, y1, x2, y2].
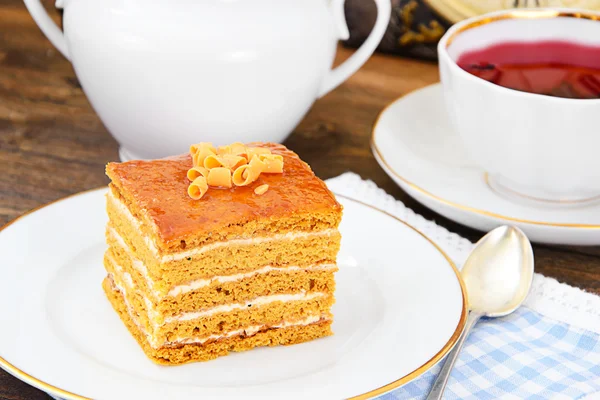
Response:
[103, 142, 342, 364]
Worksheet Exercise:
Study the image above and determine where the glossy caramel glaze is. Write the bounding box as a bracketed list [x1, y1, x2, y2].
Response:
[106, 143, 342, 248]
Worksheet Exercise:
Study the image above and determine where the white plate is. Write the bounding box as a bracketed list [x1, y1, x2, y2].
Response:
[0, 189, 466, 400]
[372, 83, 600, 245]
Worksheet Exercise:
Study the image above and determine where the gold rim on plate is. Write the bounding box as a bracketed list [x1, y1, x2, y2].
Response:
[340, 194, 468, 399]
[0, 188, 468, 400]
[371, 84, 600, 229]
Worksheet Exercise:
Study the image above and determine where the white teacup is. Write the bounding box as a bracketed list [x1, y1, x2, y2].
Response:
[24, 0, 390, 160]
[438, 8, 600, 203]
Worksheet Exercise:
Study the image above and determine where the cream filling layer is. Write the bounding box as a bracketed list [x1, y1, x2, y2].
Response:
[167, 263, 337, 297]
[166, 291, 326, 323]
[108, 226, 337, 299]
[108, 274, 328, 349]
[107, 190, 338, 262]
[107, 258, 328, 328]
[165, 314, 324, 347]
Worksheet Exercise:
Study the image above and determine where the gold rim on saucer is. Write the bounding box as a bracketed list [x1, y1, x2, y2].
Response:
[0, 188, 468, 400]
[371, 86, 600, 229]
[423, 0, 600, 24]
[484, 173, 600, 206]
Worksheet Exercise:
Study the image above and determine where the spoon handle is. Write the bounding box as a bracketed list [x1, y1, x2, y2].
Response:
[425, 311, 483, 400]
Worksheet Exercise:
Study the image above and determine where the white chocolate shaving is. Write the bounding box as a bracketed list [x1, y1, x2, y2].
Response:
[190, 142, 216, 156]
[254, 184, 269, 195]
[207, 167, 232, 188]
[190, 143, 216, 167]
[187, 142, 284, 199]
[247, 147, 271, 160]
[260, 154, 284, 173]
[188, 176, 208, 199]
[187, 166, 209, 181]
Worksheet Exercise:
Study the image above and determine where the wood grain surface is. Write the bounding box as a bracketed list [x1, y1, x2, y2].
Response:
[1, 1, 599, 399]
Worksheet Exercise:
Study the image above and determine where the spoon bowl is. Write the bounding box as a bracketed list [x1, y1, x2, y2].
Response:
[462, 225, 534, 317]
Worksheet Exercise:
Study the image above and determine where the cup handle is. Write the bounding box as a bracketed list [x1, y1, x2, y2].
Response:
[23, 0, 70, 60]
[318, 0, 391, 98]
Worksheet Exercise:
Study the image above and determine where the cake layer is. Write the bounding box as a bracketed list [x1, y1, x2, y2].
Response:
[105, 143, 343, 252]
[108, 185, 340, 259]
[104, 278, 332, 365]
[106, 212, 340, 290]
[105, 247, 337, 312]
[107, 269, 334, 346]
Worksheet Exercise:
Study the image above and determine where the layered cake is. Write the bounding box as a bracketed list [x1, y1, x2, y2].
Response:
[102, 142, 342, 364]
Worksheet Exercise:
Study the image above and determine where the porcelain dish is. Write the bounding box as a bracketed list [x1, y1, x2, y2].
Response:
[0, 188, 466, 399]
[24, 0, 391, 160]
[372, 83, 600, 245]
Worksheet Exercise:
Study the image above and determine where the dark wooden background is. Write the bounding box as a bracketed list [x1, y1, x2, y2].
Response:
[1, 1, 599, 399]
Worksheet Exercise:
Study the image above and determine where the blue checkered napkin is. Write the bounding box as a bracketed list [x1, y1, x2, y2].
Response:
[380, 308, 600, 400]
[326, 173, 600, 400]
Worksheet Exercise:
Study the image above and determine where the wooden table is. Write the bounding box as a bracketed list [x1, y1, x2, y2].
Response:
[1, 2, 599, 399]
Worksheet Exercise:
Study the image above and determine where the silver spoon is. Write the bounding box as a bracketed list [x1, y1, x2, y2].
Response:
[426, 225, 534, 400]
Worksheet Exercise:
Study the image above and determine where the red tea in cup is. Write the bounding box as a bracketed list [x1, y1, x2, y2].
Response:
[457, 41, 600, 99]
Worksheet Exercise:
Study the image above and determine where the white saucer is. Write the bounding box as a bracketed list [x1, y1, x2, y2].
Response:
[372, 83, 600, 246]
[0, 189, 466, 400]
